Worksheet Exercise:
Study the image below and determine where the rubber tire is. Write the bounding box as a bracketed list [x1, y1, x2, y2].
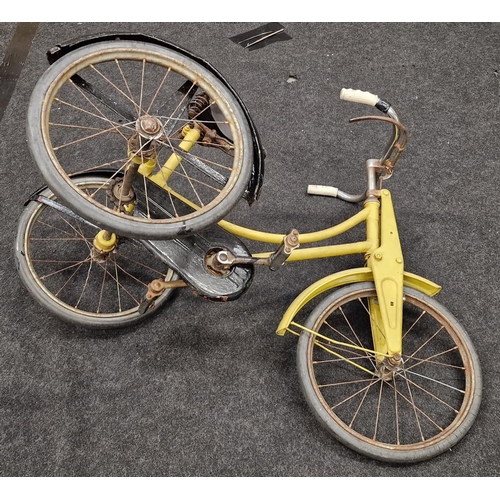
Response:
[296, 282, 482, 463]
[26, 40, 254, 240]
[15, 177, 178, 329]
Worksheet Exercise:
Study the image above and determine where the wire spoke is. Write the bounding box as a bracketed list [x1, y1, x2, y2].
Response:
[53, 125, 127, 151]
[403, 310, 426, 340]
[157, 136, 235, 171]
[400, 368, 465, 395]
[139, 58, 146, 114]
[37, 259, 92, 280]
[113, 255, 123, 313]
[408, 325, 445, 359]
[330, 377, 381, 411]
[318, 376, 376, 389]
[157, 80, 197, 133]
[117, 252, 167, 276]
[49, 122, 120, 133]
[33, 219, 84, 239]
[147, 67, 171, 114]
[114, 262, 150, 288]
[90, 63, 146, 116]
[404, 344, 459, 373]
[115, 58, 141, 116]
[54, 260, 88, 298]
[385, 380, 446, 433]
[74, 259, 93, 309]
[64, 157, 130, 176]
[96, 258, 143, 306]
[97, 259, 108, 313]
[404, 350, 463, 371]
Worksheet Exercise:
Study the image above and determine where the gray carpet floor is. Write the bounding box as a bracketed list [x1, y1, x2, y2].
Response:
[1, 22, 499, 477]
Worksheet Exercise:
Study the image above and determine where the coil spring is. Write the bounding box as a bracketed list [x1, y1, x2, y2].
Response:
[188, 92, 211, 120]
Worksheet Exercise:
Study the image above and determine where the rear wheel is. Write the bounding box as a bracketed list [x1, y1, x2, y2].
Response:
[296, 282, 482, 463]
[27, 40, 254, 239]
[15, 176, 178, 329]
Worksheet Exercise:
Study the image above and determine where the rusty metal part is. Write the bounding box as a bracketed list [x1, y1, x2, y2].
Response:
[187, 92, 233, 153]
[196, 122, 233, 152]
[136, 115, 164, 140]
[91, 230, 118, 263]
[188, 92, 211, 120]
[349, 115, 407, 177]
[376, 354, 404, 380]
[127, 132, 158, 160]
[145, 278, 187, 300]
[285, 230, 299, 249]
[269, 229, 300, 270]
[205, 229, 301, 274]
[365, 158, 392, 197]
[106, 178, 136, 212]
[117, 160, 140, 205]
[90, 246, 112, 263]
[366, 189, 382, 199]
[205, 248, 262, 274]
[108, 179, 136, 203]
[205, 249, 233, 276]
[388, 353, 402, 365]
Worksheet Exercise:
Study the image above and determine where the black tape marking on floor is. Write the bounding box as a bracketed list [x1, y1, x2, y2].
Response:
[0, 22, 39, 122]
[229, 23, 291, 51]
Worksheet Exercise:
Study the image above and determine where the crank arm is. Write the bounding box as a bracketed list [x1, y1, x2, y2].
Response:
[138, 278, 188, 314]
[212, 229, 300, 272]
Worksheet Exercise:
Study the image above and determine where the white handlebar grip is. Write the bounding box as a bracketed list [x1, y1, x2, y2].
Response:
[340, 88, 379, 107]
[307, 185, 339, 198]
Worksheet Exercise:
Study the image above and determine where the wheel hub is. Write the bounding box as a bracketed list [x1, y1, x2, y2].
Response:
[376, 356, 404, 380]
[136, 115, 163, 140]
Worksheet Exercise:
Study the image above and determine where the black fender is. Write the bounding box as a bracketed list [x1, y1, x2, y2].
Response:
[45, 32, 265, 205]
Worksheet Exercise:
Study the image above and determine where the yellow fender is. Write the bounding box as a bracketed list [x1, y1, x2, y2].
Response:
[275, 267, 441, 336]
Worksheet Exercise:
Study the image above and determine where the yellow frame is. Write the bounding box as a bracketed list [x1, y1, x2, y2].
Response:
[218, 188, 441, 361]
[131, 139, 440, 363]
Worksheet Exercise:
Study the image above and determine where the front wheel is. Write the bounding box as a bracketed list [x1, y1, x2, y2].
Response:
[296, 282, 482, 463]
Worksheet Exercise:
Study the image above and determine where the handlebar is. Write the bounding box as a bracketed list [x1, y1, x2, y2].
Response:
[340, 88, 406, 168]
[307, 88, 407, 203]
